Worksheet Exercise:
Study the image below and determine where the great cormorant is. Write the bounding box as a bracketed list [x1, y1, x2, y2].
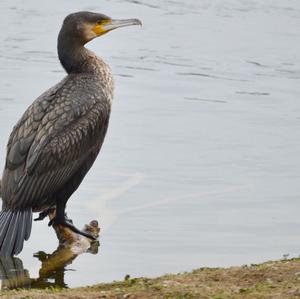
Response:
[0, 11, 141, 256]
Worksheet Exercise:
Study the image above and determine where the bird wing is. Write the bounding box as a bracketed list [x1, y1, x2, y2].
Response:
[1, 75, 110, 210]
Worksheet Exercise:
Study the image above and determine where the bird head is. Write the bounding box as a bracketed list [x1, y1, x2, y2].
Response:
[61, 11, 142, 45]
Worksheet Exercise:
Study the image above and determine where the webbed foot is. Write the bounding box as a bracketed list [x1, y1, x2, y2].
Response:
[49, 216, 97, 240]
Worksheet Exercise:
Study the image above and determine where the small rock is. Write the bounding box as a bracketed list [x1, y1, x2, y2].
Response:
[266, 278, 273, 284]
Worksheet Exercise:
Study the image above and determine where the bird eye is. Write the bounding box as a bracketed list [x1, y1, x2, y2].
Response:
[97, 20, 102, 25]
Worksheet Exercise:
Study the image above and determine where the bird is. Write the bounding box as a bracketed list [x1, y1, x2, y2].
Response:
[0, 11, 142, 256]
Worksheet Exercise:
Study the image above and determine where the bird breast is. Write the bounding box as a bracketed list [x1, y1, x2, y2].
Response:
[88, 53, 114, 105]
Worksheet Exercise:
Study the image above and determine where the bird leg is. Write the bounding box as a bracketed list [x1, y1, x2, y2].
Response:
[48, 201, 96, 240]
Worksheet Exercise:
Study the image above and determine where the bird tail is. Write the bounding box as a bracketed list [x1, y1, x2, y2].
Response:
[0, 209, 32, 256]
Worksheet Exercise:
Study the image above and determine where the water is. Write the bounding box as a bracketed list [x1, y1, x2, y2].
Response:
[0, 0, 300, 289]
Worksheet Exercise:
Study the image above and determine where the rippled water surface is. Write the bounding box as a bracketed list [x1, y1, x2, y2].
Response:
[1, 0, 300, 289]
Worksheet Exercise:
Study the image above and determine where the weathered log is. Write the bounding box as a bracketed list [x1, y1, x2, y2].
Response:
[48, 207, 100, 248]
[33, 210, 100, 287]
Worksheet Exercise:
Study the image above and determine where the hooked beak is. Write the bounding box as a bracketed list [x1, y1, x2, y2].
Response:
[104, 18, 142, 31]
[93, 18, 142, 36]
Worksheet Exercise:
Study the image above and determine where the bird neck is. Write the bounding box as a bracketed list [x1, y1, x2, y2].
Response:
[57, 33, 94, 74]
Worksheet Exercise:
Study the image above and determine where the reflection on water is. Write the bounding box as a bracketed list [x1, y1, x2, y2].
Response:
[0, 241, 99, 290]
[0, 256, 30, 289]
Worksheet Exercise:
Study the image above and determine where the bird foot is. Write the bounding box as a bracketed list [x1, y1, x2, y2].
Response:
[48, 217, 97, 240]
[34, 208, 56, 221]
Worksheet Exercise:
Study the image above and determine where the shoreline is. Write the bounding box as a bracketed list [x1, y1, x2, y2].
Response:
[1, 258, 300, 298]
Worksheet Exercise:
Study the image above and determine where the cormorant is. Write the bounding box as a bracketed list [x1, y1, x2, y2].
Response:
[0, 11, 141, 256]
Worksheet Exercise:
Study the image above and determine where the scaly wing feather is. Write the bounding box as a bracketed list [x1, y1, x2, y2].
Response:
[1, 75, 110, 210]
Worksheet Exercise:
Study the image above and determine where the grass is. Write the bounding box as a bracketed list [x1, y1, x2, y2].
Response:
[1, 258, 300, 298]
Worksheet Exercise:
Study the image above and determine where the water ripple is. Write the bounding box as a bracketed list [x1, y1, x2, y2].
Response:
[178, 72, 251, 82]
[185, 97, 227, 103]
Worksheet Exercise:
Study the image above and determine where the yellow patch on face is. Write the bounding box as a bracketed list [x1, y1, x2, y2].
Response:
[92, 19, 112, 36]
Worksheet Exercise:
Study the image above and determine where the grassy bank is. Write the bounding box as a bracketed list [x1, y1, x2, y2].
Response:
[1, 258, 300, 298]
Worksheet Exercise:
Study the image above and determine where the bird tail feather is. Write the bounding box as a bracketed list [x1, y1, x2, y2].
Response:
[0, 209, 32, 256]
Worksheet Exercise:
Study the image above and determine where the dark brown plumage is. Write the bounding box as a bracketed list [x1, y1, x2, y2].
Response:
[0, 11, 141, 256]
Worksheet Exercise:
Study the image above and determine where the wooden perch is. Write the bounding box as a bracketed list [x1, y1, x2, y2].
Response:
[35, 210, 100, 284]
[48, 207, 100, 250]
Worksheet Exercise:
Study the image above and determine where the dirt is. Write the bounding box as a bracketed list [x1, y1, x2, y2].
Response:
[1, 258, 300, 298]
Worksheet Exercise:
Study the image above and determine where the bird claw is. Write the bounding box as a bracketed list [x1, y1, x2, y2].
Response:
[65, 222, 97, 240]
[34, 208, 55, 221]
[49, 216, 97, 240]
[48, 218, 55, 226]
[34, 214, 45, 222]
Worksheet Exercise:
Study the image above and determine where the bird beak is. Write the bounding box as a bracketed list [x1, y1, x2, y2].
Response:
[93, 18, 142, 36]
[104, 19, 142, 32]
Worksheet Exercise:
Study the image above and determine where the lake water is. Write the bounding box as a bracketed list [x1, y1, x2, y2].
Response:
[0, 0, 300, 289]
